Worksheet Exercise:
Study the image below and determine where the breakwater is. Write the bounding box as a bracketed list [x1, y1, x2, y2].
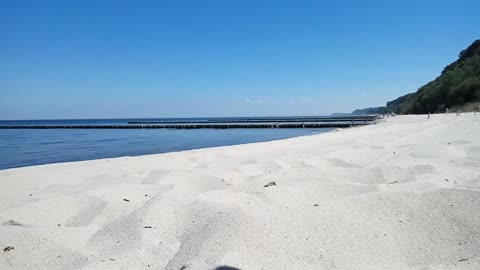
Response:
[0, 116, 378, 129]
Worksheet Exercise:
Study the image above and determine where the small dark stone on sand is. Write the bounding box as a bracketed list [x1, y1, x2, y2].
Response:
[29, 194, 32, 196]
[145, 194, 148, 197]
[389, 180, 398, 184]
[215, 266, 241, 270]
[58, 224, 61, 226]
[180, 266, 188, 270]
[314, 204, 319, 207]
[144, 226, 152, 229]
[459, 258, 468, 262]
[3, 246, 14, 252]
[393, 152, 396, 154]
[123, 199, 130, 202]
[445, 178, 450, 182]
[264, 181, 276, 188]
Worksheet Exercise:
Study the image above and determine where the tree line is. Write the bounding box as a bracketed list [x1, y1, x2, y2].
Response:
[385, 39, 480, 114]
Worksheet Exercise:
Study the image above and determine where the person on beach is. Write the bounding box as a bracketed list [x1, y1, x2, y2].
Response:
[428, 112, 430, 119]
[456, 110, 461, 116]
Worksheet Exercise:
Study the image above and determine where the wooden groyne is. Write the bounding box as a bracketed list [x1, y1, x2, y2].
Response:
[0, 122, 372, 129]
[0, 116, 378, 129]
[127, 116, 377, 124]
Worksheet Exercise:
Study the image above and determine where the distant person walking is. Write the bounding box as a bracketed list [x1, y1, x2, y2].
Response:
[428, 113, 430, 119]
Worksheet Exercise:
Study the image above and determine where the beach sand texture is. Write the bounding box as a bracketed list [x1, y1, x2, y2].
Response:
[1, 113, 480, 269]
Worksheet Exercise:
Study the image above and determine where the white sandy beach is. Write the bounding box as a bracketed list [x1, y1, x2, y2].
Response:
[1, 113, 480, 269]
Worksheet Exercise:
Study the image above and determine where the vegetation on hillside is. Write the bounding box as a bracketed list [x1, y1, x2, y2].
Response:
[351, 106, 386, 115]
[386, 39, 480, 114]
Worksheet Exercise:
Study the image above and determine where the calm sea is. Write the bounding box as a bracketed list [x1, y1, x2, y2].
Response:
[0, 118, 332, 170]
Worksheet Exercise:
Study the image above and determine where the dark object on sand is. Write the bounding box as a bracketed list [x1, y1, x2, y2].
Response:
[3, 246, 14, 252]
[264, 182, 276, 187]
[314, 204, 319, 207]
[144, 226, 152, 229]
[123, 199, 130, 202]
[215, 267, 241, 270]
[3, 220, 22, 226]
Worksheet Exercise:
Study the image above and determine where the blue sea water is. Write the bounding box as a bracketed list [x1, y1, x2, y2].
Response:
[0, 118, 331, 170]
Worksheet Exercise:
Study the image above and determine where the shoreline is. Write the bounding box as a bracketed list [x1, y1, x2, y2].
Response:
[1, 113, 479, 269]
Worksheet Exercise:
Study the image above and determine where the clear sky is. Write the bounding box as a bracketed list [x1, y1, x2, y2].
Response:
[1, 0, 478, 119]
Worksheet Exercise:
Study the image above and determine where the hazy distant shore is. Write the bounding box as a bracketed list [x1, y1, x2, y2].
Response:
[1, 113, 479, 269]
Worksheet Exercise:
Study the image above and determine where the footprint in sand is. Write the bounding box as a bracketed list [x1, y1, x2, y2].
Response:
[466, 146, 480, 165]
[3, 220, 23, 226]
[87, 206, 145, 255]
[86, 196, 159, 256]
[66, 196, 107, 227]
[164, 204, 239, 270]
[326, 158, 361, 169]
[2, 228, 88, 269]
[350, 164, 434, 185]
[450, 140, 471, 145]
[381, 164, 434, 184]
[352, 167, 386, 184]
[142, 170, 170, 184]
[240, 159, 257, 165]
[467, 146, 480, 157]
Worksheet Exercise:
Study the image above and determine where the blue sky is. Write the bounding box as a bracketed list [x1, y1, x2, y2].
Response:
[1, 0, 478, 119]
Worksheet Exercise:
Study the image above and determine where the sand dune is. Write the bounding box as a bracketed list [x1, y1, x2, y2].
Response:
[1, 113, 480, 269]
